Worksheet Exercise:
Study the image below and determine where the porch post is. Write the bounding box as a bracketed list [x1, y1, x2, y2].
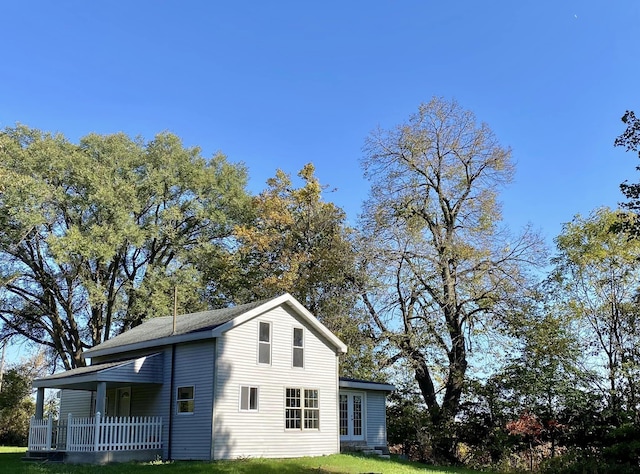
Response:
[95, 381, 106, 416]
[35, 387, 45, 419]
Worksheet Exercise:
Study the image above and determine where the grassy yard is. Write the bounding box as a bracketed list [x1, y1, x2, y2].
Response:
[0, 447, 489, 474]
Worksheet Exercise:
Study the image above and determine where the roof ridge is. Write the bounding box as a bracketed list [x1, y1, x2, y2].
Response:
[82, 296, 282, 358]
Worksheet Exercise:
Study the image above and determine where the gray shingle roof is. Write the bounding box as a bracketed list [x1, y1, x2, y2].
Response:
[39, 360, 129, 381]
[84, 299, 269, 356]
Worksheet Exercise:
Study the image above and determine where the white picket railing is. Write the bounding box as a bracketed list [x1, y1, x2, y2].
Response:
[29, 413, 162, 452]
[28, 415, 54, 451]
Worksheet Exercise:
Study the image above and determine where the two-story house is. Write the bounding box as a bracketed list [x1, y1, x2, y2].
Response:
[27, 293, 394, 463]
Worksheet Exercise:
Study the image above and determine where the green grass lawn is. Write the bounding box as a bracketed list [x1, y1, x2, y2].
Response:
[0, 447, 490, 474]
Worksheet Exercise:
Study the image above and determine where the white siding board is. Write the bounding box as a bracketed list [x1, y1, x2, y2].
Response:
[213, 305, 340, 459]
[131, 384, 163, 416]
[59, 390, 93, 419]
[365, 391, 387, 446]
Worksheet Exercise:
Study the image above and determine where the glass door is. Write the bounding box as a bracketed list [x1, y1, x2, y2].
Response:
[339, 392, 364, 441]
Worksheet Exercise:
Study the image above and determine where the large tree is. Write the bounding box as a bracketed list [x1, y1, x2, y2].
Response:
[220, 164, 376, 378]
[0, 126, 250, 368]
[552, 207, 640, 420]
[357, 97, 544, 460]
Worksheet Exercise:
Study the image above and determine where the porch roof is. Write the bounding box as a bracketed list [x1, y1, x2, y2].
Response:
[33, 353, 163, 390]
[339, 377, 395, 392]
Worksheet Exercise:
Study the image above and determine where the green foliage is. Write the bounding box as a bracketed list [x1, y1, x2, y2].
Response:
[0, 126, 250, 368]
[552, 207, 640, 418]
[0, 365, 35, 446]
[602, 424, 640, 470]
[387, 383, 431, 459]
[222, 164, 376, 378]
[541, 450, 640, 474]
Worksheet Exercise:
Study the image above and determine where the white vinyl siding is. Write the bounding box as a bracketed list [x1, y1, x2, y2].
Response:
[59, 390, 93, 419]
[213, 305, 339, 459]
[365, 391, 388, 446]
[129, 383, 162, 417]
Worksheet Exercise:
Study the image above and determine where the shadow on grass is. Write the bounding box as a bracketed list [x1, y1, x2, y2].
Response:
[0, 451, 488, 474]
[0, 453, 333, 474]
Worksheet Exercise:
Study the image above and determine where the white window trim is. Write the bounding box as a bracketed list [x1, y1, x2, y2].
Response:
[239, 385, 259, 412]
[176, 385, 195, 415]
[292, 326, 304, 369]
[257, 320, 272, 365]
[284, 387, 320, 431]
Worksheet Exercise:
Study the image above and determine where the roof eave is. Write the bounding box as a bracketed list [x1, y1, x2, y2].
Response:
[82, 329, 215, 359]
[339, 379, 396, 392]
[33, 373, 100, 389]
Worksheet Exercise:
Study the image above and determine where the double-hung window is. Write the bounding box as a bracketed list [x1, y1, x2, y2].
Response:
[285, 387, 319, 430]
[285, 388, 301, 429]
[177, 386, 194, 414]
[292, 327, 304, 368]
[258, 321, 271, 364]
[304, 389, 319, 429]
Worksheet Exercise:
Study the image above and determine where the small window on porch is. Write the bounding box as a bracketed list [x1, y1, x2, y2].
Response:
[177, 386, 194, 414]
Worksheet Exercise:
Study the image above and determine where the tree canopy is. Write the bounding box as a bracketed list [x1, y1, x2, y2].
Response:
[0, 126, 250, 368]
[552, 207, 640, 419]
[222, 164, 375, 378]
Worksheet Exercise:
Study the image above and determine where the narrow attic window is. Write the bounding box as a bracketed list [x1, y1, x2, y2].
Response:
[258, 321, 271, 364]
[292, 327, 304, 368]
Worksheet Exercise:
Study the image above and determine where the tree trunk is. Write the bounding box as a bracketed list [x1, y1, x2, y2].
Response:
[413, 352, 461, 463]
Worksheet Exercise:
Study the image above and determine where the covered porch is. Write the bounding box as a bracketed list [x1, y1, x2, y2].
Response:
[27, 354, 165, 464]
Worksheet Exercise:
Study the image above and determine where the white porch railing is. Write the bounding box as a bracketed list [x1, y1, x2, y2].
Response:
[29, 413, 162, 452]
[28, 415, 54, 451]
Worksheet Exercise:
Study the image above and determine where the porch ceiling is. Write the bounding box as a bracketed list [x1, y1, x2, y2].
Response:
[33, 353, 163, 390]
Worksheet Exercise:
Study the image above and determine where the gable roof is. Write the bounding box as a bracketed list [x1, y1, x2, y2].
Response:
[83, 293, 347, 359]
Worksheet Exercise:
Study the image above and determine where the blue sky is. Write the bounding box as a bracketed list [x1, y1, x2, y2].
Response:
[3, 1, 639, 237]
[2, 1, 639, 360]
